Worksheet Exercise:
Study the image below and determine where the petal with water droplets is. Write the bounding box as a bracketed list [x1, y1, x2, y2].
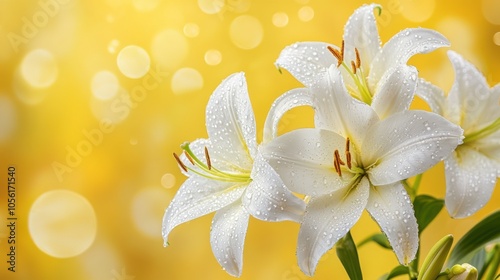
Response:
[297, 177, 369, 276]
[444, 146, 498, 218]
[262, 88, 313, 144]
[343, 3, 381, 74]
[416, 78, 446, 116]
[362, 110, 463, 185]
[371, 65, 418, 119]
[261, 128, 348, 196]
[366, 182, 418, 265]
[243, 153, 306, 222]
[369, 28, 449, 88]
[205, 72, 257, 170]
[275, 42, 337, 88]
[210, 202, 250, 277]
[162, 176, 246, 245]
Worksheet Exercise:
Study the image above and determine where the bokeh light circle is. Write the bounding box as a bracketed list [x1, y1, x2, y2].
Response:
[131, 187, 170, 237]
[28, 190, 97, 258]
[298, 6, 314, 22]
[229, 15, 263, 50]
[151, 29, 189, 70]
[161, 173, 176, 189]
[482, 0, 500, 25]
[0, 95, 17, 142]
[117, 45, 151, 79]
[91, 71, 120, 100]
[400, 0, 435, 22]
[171, 68, 204, 94]
[204, 49, 222, 65]
[494, 32, 500, 46]
[272, 12, 289, 27]
[20, 49, 58, 88]
[198, 0, 223, 14]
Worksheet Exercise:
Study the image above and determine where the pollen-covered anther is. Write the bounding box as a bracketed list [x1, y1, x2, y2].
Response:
[350, 61, 357, 74]
[334, 149, 345, 165]
[345, 137, 352, 169]
[355, 48, 361, 68]
[204, 146, 212, 170]
[333, 149, 343, 177]
[173, 152, 188, 172]
[327, 46, 343, 67]
[184, 151, 195, 165]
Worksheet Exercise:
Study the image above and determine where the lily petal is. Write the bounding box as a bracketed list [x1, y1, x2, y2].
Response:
[447, 51, 497, 129]
[275, 42, 337, 87]
[210, 202, 250, 277]
[206, 72, 257, 169]
[416, 78, 446, 115]
[162, 176, 246, 245]
[369, 28, 449, 89]
[313, 65, 378, 149]
[297, 177, 370, 276]
[363, 110, 463, 185]
[261, 128, 350, 196]
[343, 3, 381, 74]
[444, 146, 498, 218]
[262, 88, 313, 144]
[475, 130, 500, 166]
[371, 65, 418, 119]
[243, 153, 306, 222]
[366, 182, 418, 264]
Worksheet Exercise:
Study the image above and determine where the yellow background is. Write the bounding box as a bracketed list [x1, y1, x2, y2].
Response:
[1, 0, 500, 279]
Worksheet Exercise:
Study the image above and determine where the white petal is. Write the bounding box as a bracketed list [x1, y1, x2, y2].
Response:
[162, 176, 246, 244]
[366, 182, 418, 265]
[262, 88, 313, 144]
[206, 72, 257, 169]
[275, 42, 337, 87]
[416, 78, 446, 115]
[243, 153, 306, 222]
[210, 202, 250, 277]
[343, 3, 381, 74]
[369, 28, 449, 88]
[447, 51, 497, 130]
[371, 65, 418, 119]
[476, 130, 500, 166]
[261, 128, 350, 196]
[313, 65, 378, 149]
[444, 146, 498, 218]
[297, 177, 370, 276]
[363, 110, 463, 185]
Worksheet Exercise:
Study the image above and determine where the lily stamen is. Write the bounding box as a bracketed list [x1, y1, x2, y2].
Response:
[204, 146, 212, 170]
[351, 61, 357, 74]
[184, 151, 195, 165]
[355, 48, 361, 68]
[340, 40, 345, 62]
[335, 149, 345, 165]
[345, 138, 352, 169]
[327, 46, 343, 67]
[173, 152, 188, 172]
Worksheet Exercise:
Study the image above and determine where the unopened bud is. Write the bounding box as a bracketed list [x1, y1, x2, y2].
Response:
[448, 264, 478, 280]
[418, 235, 454, 280]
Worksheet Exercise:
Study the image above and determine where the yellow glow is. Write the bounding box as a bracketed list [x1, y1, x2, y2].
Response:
[28, 190, 97, 258]
[298, 6, 314, 22]
[151, 29, 189, 70]
[400, 0, 435, 22]
[91, 70, 120, 100]
[183, 23, 200, 38]
[171, 67, 204, 94]
[482, 0, 500, 25]
[0, 95, 16, 142]
[204, 49, 222, 65]
[272, 12, 289, 27]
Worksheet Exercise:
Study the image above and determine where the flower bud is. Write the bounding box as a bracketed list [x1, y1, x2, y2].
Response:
[418, 235, 454, 280]
[448, 263, 478, 280]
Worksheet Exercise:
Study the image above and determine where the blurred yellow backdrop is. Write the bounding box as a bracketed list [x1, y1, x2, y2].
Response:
[0, 0, 499, 279]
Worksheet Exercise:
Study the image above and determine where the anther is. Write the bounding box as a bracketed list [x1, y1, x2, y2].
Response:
[334, 149, 343, 177]
[173, 153, 188, 172]
[355, 48, 361, 68]
[204, 147, 212, 170]
[340, 40, 345, 62]
[351, 61, 357, 74]
[184, 151, 195, 165]
[334, 149, 345, 165]
[327, 46, 343, 67]
[334, 155, 341, 176]
[345, 138, 352, 169]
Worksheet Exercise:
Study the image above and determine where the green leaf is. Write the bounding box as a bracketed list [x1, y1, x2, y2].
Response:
[379, 265, 409, 280]
[337, 231, 363, 280]
[483, 245, 500, 280]
[358, 233, 392, 249]
[413, 195, 444, 235]
[448, 210, 500, 266]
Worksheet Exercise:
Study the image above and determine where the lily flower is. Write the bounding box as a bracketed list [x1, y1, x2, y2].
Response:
[417, 51, 500, 218]
[275, 3, 449, 119]
[261, 65, 463, 276]
[162, 73, 306, 277]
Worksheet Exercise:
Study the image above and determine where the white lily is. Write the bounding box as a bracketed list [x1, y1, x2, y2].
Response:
[275, 3, 449, 119]
[261, 65, 463, 276]
[162, 73, 306, 277]
[417, 51, 500, 218]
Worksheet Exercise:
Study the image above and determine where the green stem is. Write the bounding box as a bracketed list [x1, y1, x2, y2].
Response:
[463, 117, 500, 144]
[484, 244, 500, 280]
